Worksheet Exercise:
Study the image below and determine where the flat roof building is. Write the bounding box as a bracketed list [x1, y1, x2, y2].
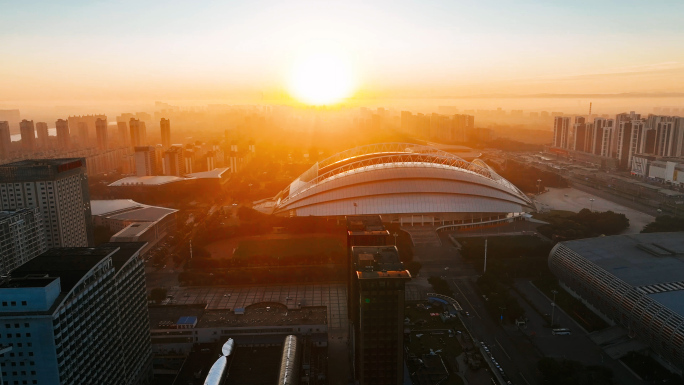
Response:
[549, 233, 684, 374]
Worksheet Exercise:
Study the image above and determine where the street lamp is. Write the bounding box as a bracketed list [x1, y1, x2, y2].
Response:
[536, 179, 542, 195]
[393, 232, 398, 245]
[551, 290, 558, 326]
[499, 307, 506, 324]
[589, 198, 595, 212]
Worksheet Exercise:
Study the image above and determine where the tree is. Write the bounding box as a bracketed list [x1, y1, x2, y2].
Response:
[150, 288, 168, 303]
[642, 215, 684, 233]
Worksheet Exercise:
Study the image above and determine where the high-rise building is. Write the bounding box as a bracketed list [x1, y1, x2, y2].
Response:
[617, 121, 645, 169]
[346, 216, 410, 385]
[117, 121, 129, 146]
[0, 158, 94, 248]
[56, 119, 70, 149]
[134, 146, 158, 176]
[0, 207, 46, 275]
[573, 116, 586, 152]
[553, 116, 571, 148]
[129, 118, 146, 147]
[36, 122, 49, 149]
[19, 120, 36, 153]
[160, 118, 171, 148]
[0, 242, 153, 385]
[0, 121, 12, 159]
[96, 118, 108, 150]
[163, 146, 185, 176]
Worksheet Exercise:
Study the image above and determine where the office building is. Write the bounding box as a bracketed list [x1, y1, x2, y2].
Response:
[117, 121, 129, 146]
[0, 158, 94, 248]
[549, 233, 684, 373]
[19, 120, 36, 153]
[35, 122, 49, 149]
[135, 146, 158, 176]
[130, 118, 147, 147]
[56, 119, 70, 149]
[349, 242, 410, 385]
[96, 118, 108, 150]
[163, 146, 185, 176]
[0, 208, 46, 275]
[0, 121, 11, 159]
[160, 118, 171, 148]
[0, 242, 153, 385]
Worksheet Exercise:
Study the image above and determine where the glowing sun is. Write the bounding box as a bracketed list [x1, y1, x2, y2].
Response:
[288, 52, 355, 105]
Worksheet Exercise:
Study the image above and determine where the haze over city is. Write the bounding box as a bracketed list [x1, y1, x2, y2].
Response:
[1, 1, 684, 385]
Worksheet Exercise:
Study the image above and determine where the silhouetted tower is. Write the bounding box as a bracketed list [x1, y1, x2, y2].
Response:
[160, 118, 171, 148]
[56, 119, 70, 149]
[19, 120, 36, 153]
[0, 121, 11, 158]
[36, 122, 49, 149]
[129, 118, 146, 147]
[95, 118, 108, 150]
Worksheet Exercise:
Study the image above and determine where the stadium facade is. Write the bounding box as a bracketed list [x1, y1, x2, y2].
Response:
[272, 143, 535, 227]
[549, 233, 684, 373]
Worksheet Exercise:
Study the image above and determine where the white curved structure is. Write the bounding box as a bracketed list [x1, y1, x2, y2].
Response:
[273, 143, 534, 222]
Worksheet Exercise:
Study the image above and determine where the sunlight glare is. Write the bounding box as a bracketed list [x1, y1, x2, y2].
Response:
[288, 52, 355, 105]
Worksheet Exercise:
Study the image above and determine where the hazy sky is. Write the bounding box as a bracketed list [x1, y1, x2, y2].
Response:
[2, 0, 684, 103]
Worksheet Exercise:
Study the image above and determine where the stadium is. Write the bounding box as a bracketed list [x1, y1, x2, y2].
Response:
[549, 233, 684, 373]
[269, 143, 535, 227]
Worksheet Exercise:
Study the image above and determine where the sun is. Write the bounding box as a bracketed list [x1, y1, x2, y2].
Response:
[288, 52, 355, 105]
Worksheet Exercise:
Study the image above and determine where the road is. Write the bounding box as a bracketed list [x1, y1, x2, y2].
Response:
[408, 228, 646, 385]
[513, 280, 645, 385]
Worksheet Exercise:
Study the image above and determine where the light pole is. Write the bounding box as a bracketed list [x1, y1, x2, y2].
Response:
[589, 198, 595, 212]
[353, 202, 357, 215]
[551, 290, 558, 326]
[393, 232, 398, 245]
[499, 306, 506, 325]
[536, 179, 542, 195]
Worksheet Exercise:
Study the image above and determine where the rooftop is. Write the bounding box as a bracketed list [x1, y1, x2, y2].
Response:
[8, 247, 116, 291]
[108, 175, 186, 187]
[90, 199, 144, 216]
[562, 233, 684, 316]
[351, 245, 406, 272]
[185, 167, 230, 179]
[149, 304, 327, 330]
[0, 158, 84, 168]
[99, 242, 146, 271]
[111, 222, 156, 238]
[108, 206, 177, 222]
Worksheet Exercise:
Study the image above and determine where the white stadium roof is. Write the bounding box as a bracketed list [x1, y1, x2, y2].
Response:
[273, 142, 534, 217]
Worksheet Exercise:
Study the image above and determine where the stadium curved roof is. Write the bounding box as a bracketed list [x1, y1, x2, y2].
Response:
[273, 143, 534, 217]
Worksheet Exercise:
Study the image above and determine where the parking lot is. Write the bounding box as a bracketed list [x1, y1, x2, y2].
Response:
[535, 187, 654, 233]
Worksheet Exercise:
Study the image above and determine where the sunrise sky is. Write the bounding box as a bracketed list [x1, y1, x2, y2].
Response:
[2, 0, 684, 103]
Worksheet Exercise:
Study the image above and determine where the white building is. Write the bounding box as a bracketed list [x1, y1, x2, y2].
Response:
[0, 159, 93, 248]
